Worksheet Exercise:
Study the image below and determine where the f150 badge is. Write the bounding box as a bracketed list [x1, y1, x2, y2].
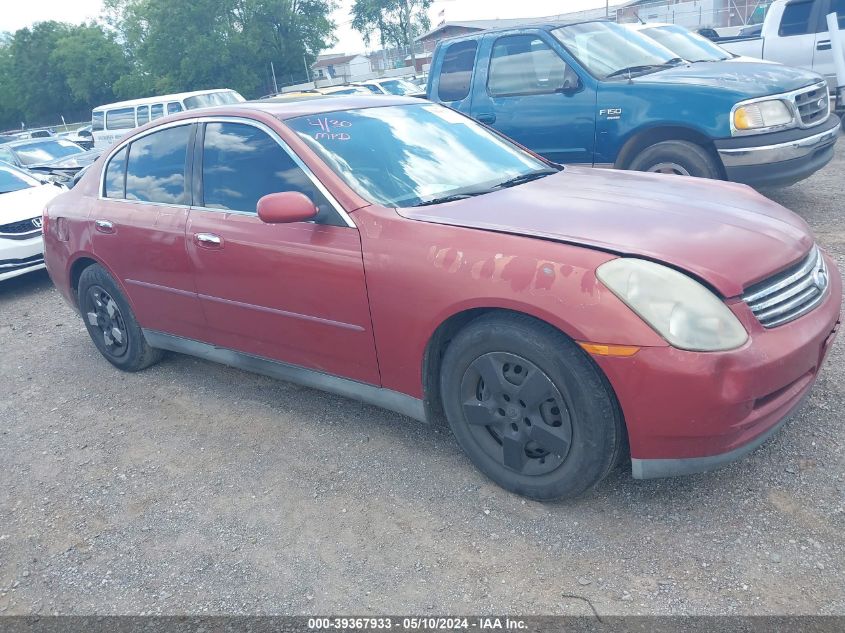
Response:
[600, 108, 622, 120]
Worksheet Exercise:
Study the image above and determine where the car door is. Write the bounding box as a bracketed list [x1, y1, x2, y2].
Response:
[766, 0, 821, 69]
[813, 0, 845, 90]
[470, 33, 596, 165]
[92, 123, 206, 341]
[186, 119, 380, 385]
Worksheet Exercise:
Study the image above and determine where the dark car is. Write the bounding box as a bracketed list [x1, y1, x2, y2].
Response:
[43, 97, 841, 500]
[0, 138, 100, 184]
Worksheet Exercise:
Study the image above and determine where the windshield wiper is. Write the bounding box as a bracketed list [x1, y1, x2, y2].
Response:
[605, 58, 685, 79]
[493, 169, 559, 190]
[413, 192, 489, 207]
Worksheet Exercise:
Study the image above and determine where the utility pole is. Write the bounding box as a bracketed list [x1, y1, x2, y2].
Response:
[303, 55, 311, 84]
[606, 0, 609, 18]
[270, 61, 279, 94]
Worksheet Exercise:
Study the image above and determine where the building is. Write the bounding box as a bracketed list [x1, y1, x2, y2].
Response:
[311, 54, 372, 82]
[616, 0, 771, 28]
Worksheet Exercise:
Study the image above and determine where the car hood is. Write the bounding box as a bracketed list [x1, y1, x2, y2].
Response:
[0, 183, 64, 224]
[634, 60, 823, 96]
[398, 167, 813, 298]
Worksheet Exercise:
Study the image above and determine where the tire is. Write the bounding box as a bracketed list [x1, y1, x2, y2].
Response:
[440, 313, 624, 500]
[627, 140, 722, 179]
[77, 264, 163, 372]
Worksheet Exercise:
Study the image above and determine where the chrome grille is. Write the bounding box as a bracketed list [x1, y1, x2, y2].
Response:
[793, 83, 830, 128]
[743, 247, 829, 328]
[0, 217, 42, 240]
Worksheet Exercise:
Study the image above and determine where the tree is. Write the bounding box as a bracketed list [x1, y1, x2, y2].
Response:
[105, 0, 338, 99]
[51, 25, 130, 106]
[351, 0, 431, 69]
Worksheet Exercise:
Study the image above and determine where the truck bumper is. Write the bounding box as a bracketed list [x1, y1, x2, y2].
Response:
[715, 114, 840, 187]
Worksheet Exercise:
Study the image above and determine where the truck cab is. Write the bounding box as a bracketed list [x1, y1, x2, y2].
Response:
[427, 20, 840, 187]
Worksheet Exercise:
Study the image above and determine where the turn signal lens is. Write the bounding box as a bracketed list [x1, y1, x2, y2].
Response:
[578, 342, 640, 357]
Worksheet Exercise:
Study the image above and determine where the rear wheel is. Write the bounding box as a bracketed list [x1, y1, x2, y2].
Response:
[78, 264, 163, 372]
[440, 313, 624, 500]
[628, 140, 722, 179]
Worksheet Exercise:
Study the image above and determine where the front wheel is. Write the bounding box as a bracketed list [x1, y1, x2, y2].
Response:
[628, 140, 722, 179]
[440, 313, 624, 500]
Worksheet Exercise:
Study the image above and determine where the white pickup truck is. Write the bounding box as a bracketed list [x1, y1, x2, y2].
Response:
[720, 0, 844, 105]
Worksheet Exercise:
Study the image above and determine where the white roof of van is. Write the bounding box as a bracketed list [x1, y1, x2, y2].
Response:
[92, 89, 239, 112]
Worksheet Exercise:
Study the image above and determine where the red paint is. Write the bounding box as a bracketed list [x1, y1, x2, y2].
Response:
[43, 98, 842, 464]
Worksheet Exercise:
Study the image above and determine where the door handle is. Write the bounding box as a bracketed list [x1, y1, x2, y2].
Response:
[817, 40, 832, 51]
[476, 113, 497, 125]
[194, 233, 223, 248]
[94, 219, 114, 234]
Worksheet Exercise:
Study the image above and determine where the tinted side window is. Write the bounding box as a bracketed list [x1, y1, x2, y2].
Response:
[104, 147, 128, 198]
[779, 1, 814, 36]
[835, 0, 845, 28]
[92, 111, 104, 131]
[167, 102, 183, 115]
[150, 104, 164, 120]
[488, 35, 569, 97]
[125, 125, 190, 204]
[137, 105, 150, 125]
[438, 40, 478, 102]
[106, 108, 136, 130]
[201, 122, 340, 225]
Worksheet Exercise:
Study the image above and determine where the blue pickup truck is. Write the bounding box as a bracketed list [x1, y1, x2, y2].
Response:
[426, 20, 841, 186]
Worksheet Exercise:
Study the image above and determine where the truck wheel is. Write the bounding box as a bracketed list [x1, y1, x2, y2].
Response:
[439, 313, 624, 500]
[628, 140, 722, 179]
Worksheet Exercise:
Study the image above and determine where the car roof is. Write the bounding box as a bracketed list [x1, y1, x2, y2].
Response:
[188, 95, 423, 121]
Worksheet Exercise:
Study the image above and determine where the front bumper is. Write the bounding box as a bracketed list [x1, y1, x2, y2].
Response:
[715, 114, 840, 187]
[593, 252, 842, 479]
[0, 235, 45, 282]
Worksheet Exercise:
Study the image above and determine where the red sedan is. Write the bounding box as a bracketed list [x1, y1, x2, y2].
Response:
[43, 96, 841, 499]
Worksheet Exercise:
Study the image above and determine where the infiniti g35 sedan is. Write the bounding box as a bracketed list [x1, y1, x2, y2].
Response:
[42, 96, 841, 499]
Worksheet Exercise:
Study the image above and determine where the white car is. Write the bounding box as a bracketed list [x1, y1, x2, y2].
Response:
[0, 163, 65, 282]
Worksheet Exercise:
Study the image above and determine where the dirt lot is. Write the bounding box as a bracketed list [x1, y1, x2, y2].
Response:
[1, 143, 844, 617]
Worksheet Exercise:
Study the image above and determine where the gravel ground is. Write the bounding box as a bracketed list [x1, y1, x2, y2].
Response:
[1, 143, 843, 617]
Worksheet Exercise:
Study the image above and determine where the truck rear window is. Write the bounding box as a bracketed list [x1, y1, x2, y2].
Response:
[438, 40, 477, 102]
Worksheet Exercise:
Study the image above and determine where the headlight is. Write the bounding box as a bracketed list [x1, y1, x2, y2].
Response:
[597, 259, 748, 352]
[733, 99, 794, 132]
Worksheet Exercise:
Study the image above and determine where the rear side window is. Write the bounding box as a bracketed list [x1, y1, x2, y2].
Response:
[92, 111, 104, 131]
[104, 147, 127, 198]
[150, 104, 164, 120]
[488, 35, 569, 97]
[834, 0, 845, 28]
[167, 102, 183, 115]
[779, 1, 814, 36]
[437, 40, 478, 102]
[200, 122, 339, 225]
[137, 105, 150, 125]
[106, 108, 136, 130]
[125, 125, 191, 204]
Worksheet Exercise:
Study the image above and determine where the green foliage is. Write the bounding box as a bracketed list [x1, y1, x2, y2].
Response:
[106, 0, 337, 99]
[0, 0, 338, 129]
[351, 0, 431, 63]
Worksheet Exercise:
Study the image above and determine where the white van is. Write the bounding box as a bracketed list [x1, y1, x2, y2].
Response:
[91, 89, 245, 149]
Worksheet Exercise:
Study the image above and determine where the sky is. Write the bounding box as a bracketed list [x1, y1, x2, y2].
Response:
[0, 0, 616, 53]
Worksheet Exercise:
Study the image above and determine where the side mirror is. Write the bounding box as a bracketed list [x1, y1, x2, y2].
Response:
[257, 191, 318, 224]
[557, 74, 583, 96]
[79, 129, 93, 138]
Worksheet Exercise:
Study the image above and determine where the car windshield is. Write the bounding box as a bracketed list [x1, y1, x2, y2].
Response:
[642, 25, 731, 62]
[552, 21, 680, 79]
[380, 79, 420, 95]
[0, 165, 38, 193]
[12, 140, 85, 165]
[183, 90, 245, 109]
[287, 103, 551, 208]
